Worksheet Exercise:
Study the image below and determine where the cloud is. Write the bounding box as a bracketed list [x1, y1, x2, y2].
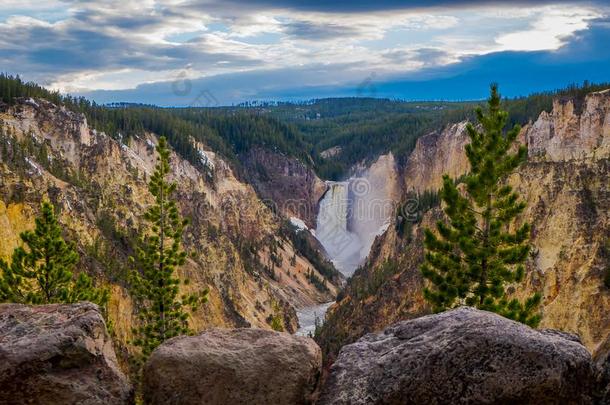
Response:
[205, 0, 602, 13]
[79, 63, 368, 105]
[0, 6, 263, 90]
[495, 8, 598, 51]
[0, 0, 607, 102]
[282, 21, 361, 40]
[75, 17, 610, 105]
[382, 48, 456, 67]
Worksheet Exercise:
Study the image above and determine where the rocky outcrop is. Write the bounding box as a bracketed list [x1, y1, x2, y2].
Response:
[403, 122, 470, 192]
[597, 352, 610, 404]
[318, 89, 610, 361]
[242, 147, 327, 228]
[0, 302, 132, 405]
[527, 90, 610, 161]
[143, 328, 321, 405]
[320, 307, 595, 405]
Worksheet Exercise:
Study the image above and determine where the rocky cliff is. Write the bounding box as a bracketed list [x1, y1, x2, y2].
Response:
[318, 89, 610, 360]
[0, 98, 341, 354]
[242, 147, 327, 229]
[402, 122, 471, 193]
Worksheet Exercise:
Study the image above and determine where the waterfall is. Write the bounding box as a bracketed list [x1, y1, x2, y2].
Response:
[297, 154, 399, 335]
[315, 181, 363, 276]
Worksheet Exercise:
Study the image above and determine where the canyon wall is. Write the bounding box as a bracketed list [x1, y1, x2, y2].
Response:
[318, 89, 610, 359]
[0, 98, 341, 354]
[241, 147, 327, 229]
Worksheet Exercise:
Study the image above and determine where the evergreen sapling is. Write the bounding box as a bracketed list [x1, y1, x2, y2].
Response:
[0, 201, 108, 306]
[421, 84, 541, 327]
[129, 136, 207, 358]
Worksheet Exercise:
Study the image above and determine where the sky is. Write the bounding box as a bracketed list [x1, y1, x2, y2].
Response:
[1, 0, 609, 105]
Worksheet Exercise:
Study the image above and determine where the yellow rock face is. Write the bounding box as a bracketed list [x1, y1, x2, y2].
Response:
[320, 90, 610, 359]
[0, 99, 340, 354]
[0, 201, 35, 260]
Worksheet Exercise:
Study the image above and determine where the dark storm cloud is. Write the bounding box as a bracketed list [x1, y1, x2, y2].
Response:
[283, 21, 361, 40]
[206, 0, 600, 13]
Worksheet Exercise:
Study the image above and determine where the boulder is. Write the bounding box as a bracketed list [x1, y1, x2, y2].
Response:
[319, 307, 595, 404]
[0, 302, 132, 405]
[143, 328, 321, 405]
[594, 347, 610, 404]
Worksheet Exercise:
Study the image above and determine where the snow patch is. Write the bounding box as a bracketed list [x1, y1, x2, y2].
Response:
[25, 157, 42, 176]
[198, 149, 215, 170]
[290, 217, 308, 232]
[377, 221, 391, 236]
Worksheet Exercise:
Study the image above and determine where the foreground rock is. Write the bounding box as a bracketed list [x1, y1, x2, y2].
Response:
[597, 358, 610, 404]
[320, 307, 595, 404]
[0, 302, 132, 405]
[144, 328, 321, 405]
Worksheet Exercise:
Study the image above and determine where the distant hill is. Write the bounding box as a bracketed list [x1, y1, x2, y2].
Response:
[1, 73, 608, 180]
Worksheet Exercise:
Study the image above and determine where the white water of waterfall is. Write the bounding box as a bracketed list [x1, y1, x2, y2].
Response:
[296, 155, 398, 336]
[315, 181, 363, 277]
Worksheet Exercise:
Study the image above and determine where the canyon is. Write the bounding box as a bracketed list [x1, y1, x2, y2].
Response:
[317, 89, 610, 362]
[0, 98, 342, 355]
[1, 86, 610, 404]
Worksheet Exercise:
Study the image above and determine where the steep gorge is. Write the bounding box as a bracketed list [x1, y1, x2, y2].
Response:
[318, 89, 610, 360]
[0, 98, 342, 354]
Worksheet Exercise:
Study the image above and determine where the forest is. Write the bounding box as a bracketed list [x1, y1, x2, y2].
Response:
[2, 73, 608, 180]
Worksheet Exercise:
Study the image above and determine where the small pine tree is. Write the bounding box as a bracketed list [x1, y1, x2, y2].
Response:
[0, 201, 108, 306]
[129, 136, 207, 358]
[421, 84, 541, 327]
[269, 300, 284, 332]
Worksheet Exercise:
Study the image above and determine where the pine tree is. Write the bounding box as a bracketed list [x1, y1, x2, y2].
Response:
[129, 136, 207, 358]
[0, 201, 108, 306]
[421, 84, 541, 327]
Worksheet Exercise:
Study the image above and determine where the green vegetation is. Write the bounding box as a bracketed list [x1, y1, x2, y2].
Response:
[0, 201, 108, 306]
[395, 190, 441, 240]
[267, 300, 285, 332]
[0, 74, 310, 179]
[281, 221, 341, 284]
[421, 85, 541, 327]
[305, 268, 330, 293]
[254, 98, 479, 179]
[2, 73, 608, 181]
[128, 137, 207, 359]
[349, 259, 400, 300]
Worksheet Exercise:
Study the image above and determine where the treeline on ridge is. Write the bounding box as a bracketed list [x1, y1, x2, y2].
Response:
[1, 73, 608, 181]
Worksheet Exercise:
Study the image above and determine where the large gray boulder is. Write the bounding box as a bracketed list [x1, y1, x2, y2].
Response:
[319, 307, 595, 405]
[143, 328, 321, 405]
[0, 302, 132, 405]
